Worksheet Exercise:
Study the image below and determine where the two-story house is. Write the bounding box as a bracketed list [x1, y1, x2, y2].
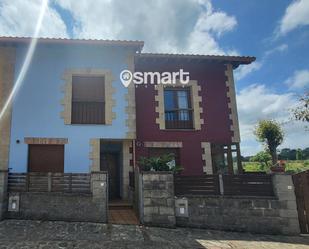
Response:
[134, 53, 255, 175]
[0, 37, 143, 200]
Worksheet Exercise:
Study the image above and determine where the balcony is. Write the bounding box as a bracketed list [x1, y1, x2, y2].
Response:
[165, 109, 193, 129]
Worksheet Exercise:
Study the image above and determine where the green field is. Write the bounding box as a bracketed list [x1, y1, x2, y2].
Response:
[243, 160, 309, 173]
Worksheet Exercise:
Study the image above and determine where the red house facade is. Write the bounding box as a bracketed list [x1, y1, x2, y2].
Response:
[134, 54, 255, 175]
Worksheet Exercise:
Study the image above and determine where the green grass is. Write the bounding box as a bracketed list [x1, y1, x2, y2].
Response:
[243, 160, 309, 173]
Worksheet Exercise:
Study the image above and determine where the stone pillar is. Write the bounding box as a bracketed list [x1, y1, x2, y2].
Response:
[0, 170, 8, 220]
[140, 172, 175, 228]
[91, 171, 108, 223]
[272, 174, 300, 235]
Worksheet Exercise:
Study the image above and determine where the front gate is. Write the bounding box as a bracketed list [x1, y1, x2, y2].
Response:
[293, 170, 309, 234]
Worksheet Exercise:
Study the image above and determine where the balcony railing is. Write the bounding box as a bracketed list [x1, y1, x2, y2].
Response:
[72, 101, 105, 124]
[165, 109, 193, 129]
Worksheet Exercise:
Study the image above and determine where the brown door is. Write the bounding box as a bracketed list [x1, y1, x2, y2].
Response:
[293, 170, 309, 234]
[28, 145, 64, 173]
[100, 152, 120, 200]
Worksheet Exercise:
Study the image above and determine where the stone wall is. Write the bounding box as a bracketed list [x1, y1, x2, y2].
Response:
[5, 172, 108, 223]
[176, 174, 300, 235]
[139, 172, 175, 228]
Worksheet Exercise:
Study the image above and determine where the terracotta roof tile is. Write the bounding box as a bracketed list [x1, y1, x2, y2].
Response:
[135, 52, 255, 65]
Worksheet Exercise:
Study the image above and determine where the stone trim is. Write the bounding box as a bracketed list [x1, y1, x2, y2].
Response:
[225, 64, 240, 143]
[24, 137, 68, 145]
[154, 84, 165, 129]
[144, 141, 183, 148]
[201, 142, 213, 174]
[154, 80, 203, 130]
[122, 140, 133, 200]
[0, 47, 15, 171]
[61, 69, 116, 125]
[189, 81, 204, 130]
[125, 52, 136, 139]
[89, 139, 100, 172]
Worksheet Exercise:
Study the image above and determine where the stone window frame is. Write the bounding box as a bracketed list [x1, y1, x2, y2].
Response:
[201, 142, 213, 174]
[89, 138, 100, 172]
[144, 141, 182, 171]
[225, 64, 240, 143]
[155, 80, 203, 130]
[61, 69, 116, 125]
[24, 137, 68, 145]
[125, 52, 136, 139]
[144, 141, 183, 148]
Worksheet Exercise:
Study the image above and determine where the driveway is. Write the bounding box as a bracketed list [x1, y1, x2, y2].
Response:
[0, 220, 308, 248]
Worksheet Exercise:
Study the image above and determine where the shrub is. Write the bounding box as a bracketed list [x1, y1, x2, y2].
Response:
[138, 153, 183, 173]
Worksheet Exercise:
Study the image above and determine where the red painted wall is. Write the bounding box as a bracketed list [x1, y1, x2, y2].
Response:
[135, 60, 234, 175]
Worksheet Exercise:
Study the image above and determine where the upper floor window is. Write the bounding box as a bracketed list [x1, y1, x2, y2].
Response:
[164, 87, 193, 129]
[71, 76, 105, 124]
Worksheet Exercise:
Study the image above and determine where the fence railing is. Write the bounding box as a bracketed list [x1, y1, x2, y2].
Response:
[222, 174, 274, 197]
[174, 174, 274, 197]
[165, 109, 193, 129]
[174, 175, 220, 196]
[8, 172, 91, 194]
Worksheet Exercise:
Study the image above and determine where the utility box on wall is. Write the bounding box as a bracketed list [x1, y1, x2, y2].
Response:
[8, 193, 20, 212]
[175, 197, 188, 217]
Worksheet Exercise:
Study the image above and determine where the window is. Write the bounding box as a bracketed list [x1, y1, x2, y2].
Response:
[164, 88, 193, 129]
[148, 148, 180, 167]
[71, 75, 105, 124]
[28, 145, 64, 173]
[211, 143, 242, 174]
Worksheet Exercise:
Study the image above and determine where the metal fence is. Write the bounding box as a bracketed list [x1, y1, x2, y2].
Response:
[174, 174, 274, 197]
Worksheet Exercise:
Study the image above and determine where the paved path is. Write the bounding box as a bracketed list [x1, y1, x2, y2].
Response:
[0, 220, 308, 248]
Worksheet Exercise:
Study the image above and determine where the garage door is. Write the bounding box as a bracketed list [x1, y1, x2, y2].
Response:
[28, 145, 64, 173]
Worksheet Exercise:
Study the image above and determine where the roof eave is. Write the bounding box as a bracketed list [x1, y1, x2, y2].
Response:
[135, 53, 256, 68]
[0, 37, 144, 51]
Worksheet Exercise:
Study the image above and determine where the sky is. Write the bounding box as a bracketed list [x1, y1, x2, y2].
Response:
[0, 0, 308, 156]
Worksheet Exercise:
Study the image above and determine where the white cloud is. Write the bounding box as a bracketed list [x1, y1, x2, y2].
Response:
[285, 69, 309, 90]
[235, 44, 288, 81]
[55, 0, 237, 54]
[194, 6, 237, 37]
[264, 43, 288, 57]
[234, 61, 262, 81]
[0, 0, 68, 38]
[237, 84, 307, 156]
[278, 0, 309, 35]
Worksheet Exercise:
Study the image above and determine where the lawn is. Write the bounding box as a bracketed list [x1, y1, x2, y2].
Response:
[243, 160, 309, 173]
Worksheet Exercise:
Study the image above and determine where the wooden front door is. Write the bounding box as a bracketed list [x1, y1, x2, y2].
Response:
[293, 170, 309, 234]
[28, 145, 64, 173]
[100, 152, 120, 200]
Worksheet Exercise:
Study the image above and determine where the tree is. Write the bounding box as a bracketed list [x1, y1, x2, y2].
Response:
[278, 147, 309, 160]
[254, 120, 284, 165]
[250, 151, 272, 170]
[296, 149, 303, 160]
[292, 91, 309, 123]
[278, 148, 290, 160]
[289, 149, 297, 160]
[302, 148, 309, 160]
